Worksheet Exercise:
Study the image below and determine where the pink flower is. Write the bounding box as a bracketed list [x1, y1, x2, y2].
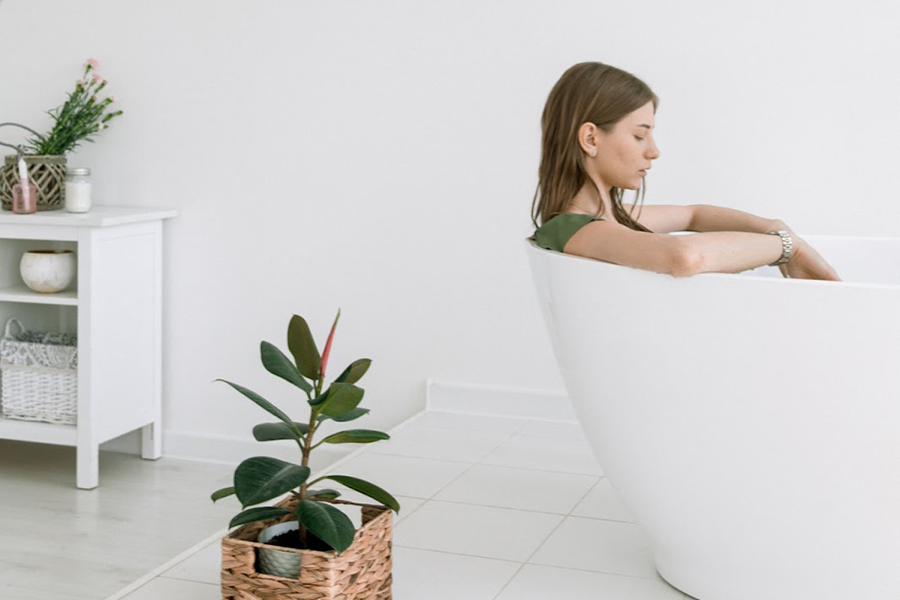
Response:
[319, 309, 341, 380]
[85, 58, 99, 69]
[91, 72, 102, 83]
[76, 79, 85, 87]
[109, 94, 117, 102]
[92, 95, 97, 102]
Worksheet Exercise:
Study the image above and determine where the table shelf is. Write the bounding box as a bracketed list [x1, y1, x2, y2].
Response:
[0, 284, 77, 306]
[0, 415, 77, 446]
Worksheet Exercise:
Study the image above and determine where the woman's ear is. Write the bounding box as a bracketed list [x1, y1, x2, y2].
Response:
[578, 122, 599, 158]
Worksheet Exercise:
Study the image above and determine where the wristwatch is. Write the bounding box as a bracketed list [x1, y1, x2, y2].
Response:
[765, 230, 793, 266]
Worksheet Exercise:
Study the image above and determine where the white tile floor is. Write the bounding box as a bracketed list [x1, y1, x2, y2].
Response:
[109, 410, 694, 600]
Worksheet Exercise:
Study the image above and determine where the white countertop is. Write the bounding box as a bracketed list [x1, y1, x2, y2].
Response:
[0, 205, 177, 227]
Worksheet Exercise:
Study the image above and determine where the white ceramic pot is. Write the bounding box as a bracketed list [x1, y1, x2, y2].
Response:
[257, 521, 302, 578]
[20, 250, 76, 293]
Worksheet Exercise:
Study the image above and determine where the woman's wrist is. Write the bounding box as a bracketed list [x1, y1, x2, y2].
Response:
[765, 229, 794, 265]
[766, 219, 790, 234]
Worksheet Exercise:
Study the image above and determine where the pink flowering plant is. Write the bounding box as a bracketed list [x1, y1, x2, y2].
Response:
[211, 310, 400, 554]
[24, 58, 123, 155]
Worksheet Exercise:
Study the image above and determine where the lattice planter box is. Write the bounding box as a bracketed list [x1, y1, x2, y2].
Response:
[221, 497, 393, 600]
[1, 155, 67, 211]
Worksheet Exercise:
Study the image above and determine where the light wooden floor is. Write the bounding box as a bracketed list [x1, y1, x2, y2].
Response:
[0, 439, 235, 600]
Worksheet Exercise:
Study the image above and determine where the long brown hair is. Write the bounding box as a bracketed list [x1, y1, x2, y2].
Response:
[531, 62, 659, 231]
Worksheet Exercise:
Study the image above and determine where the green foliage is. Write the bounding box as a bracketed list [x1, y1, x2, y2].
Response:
[214, 311, 400, 556]
[25, 59, 123, 155]
[234, 457, 311, 507]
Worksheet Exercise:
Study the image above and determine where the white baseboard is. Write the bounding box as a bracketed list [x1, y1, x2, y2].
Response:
[161, 430, 357, 468]
[425, 379, 577, 422]
[102, 379, 575, 463]
[101, 408, 432, 465]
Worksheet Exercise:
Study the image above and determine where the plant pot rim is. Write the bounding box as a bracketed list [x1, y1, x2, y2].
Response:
[225, 500, 392, 558]
[4, 154, 67, 160]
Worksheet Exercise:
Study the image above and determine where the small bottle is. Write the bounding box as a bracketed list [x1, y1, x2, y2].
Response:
[12, 157, 37, 214]
[65, 167, 92, 213]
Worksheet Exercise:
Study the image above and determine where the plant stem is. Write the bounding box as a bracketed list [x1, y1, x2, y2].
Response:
[297, 380, 322, 548]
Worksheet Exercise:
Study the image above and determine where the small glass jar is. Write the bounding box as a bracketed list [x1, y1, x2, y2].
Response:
[64, 167, 92, 213]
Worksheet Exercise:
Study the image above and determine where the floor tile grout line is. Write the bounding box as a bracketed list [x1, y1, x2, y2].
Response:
[488, 476, 613, 599]
[392, 544, 525, 565]
[417, 426, 522, 502]
[508, 558, 679, 583]
[401, 496, 634, 524]
[101, 527, 228, 600]
[566, 476, 604, 518]
[155, 574, 221, 586]
[488, 511, 568, 600]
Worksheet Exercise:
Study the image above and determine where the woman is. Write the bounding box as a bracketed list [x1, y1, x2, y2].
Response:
[532, 62, 841, 281]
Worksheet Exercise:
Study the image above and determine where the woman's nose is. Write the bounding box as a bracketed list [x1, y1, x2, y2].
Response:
[647, 140, 660, 160]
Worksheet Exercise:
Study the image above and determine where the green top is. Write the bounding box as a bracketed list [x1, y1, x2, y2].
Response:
[534, 213, 606, 252]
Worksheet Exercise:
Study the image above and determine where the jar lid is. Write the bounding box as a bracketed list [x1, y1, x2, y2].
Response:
[67, 167, 91, 175]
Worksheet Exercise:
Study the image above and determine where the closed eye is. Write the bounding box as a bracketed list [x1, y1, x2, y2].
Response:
[634, 136, 644, 141]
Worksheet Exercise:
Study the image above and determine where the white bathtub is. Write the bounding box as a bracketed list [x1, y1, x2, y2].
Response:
[526, 235, 900, 600]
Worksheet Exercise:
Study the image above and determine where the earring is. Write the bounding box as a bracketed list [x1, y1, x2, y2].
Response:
[590, 151, 596, 157]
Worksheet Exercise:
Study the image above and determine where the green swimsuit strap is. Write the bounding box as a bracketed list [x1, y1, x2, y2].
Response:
[534, 214, 606, 252]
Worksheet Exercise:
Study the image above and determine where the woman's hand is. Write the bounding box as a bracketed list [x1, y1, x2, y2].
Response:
[779, 236, 842, 281]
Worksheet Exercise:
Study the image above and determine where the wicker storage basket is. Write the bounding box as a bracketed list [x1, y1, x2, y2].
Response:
[222, 496, 393, 600]
[1, 154, 67, 211]
[0, 318, 78, 425]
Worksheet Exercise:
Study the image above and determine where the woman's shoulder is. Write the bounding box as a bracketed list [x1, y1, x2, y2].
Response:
[534, 213, 606, 252]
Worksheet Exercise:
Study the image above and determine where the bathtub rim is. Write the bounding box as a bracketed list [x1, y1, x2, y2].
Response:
[524, 235, 900, 291]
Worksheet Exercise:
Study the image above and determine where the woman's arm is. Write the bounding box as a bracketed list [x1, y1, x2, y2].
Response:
[622, 203, 695, 233]
[687, 204, 784, 234]
[607, 204, 841, 280]
[564, 220, 785, 277]
[685, 204, 841, 280]
[622, 203, 784, 234]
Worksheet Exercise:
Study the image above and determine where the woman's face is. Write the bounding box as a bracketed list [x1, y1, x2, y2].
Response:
[581, 100, 660, 191]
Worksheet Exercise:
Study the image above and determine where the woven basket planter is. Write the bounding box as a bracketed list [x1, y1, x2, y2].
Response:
[1, 155, 67, 211]
[222, 496, 393, 600]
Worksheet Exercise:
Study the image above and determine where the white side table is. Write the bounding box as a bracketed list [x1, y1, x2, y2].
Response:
[0, 206, 176, 489]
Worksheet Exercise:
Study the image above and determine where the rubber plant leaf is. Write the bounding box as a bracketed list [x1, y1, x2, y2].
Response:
[319, 474, 401, 513]
[252, 422, 310, 442]
[318, 407, 370, 424]
[296, 499, 357, 555]
[316, 429, 390, 445]
[307, 488, 342, 500]
[288, 315, 320, 380]
[234, 457, 311, 508]
[316, 382, 365, 418]
[260, 341, 312, 394]
[211, 486, 236, 502]
[216, 379, 296, 431]
[228, 506, 293, 529]
[334, 358, 372, 385]
[319, 309, 341, 381]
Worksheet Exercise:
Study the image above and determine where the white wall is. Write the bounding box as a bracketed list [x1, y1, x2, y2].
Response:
[1, 0, 898, 460]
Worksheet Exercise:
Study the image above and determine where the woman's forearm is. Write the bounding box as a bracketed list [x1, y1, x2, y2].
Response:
[679, 230, 785, 275]
[688, 204, 786, 234]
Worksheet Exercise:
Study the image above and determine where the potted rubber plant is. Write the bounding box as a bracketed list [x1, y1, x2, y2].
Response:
[212, 310, 400, 599]
[1, 58, 122, 211]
